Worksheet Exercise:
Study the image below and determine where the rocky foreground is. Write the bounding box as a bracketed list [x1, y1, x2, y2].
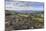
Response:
[5, 10, 44, 31]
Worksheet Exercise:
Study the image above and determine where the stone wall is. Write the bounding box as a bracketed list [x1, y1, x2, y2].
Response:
[12, 15, 33, 30]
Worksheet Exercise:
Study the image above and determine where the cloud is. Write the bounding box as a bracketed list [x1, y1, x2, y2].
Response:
[5, 1, 44, 11]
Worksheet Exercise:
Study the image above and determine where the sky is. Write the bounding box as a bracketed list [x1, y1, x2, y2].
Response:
[5, 0, 44, 11]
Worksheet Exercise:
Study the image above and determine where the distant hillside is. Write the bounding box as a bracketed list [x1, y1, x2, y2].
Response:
[5, 10, 44, 14]
[15, 10, 32, 13]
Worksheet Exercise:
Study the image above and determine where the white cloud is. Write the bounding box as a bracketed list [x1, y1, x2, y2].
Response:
[5, 1, 44, 11]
